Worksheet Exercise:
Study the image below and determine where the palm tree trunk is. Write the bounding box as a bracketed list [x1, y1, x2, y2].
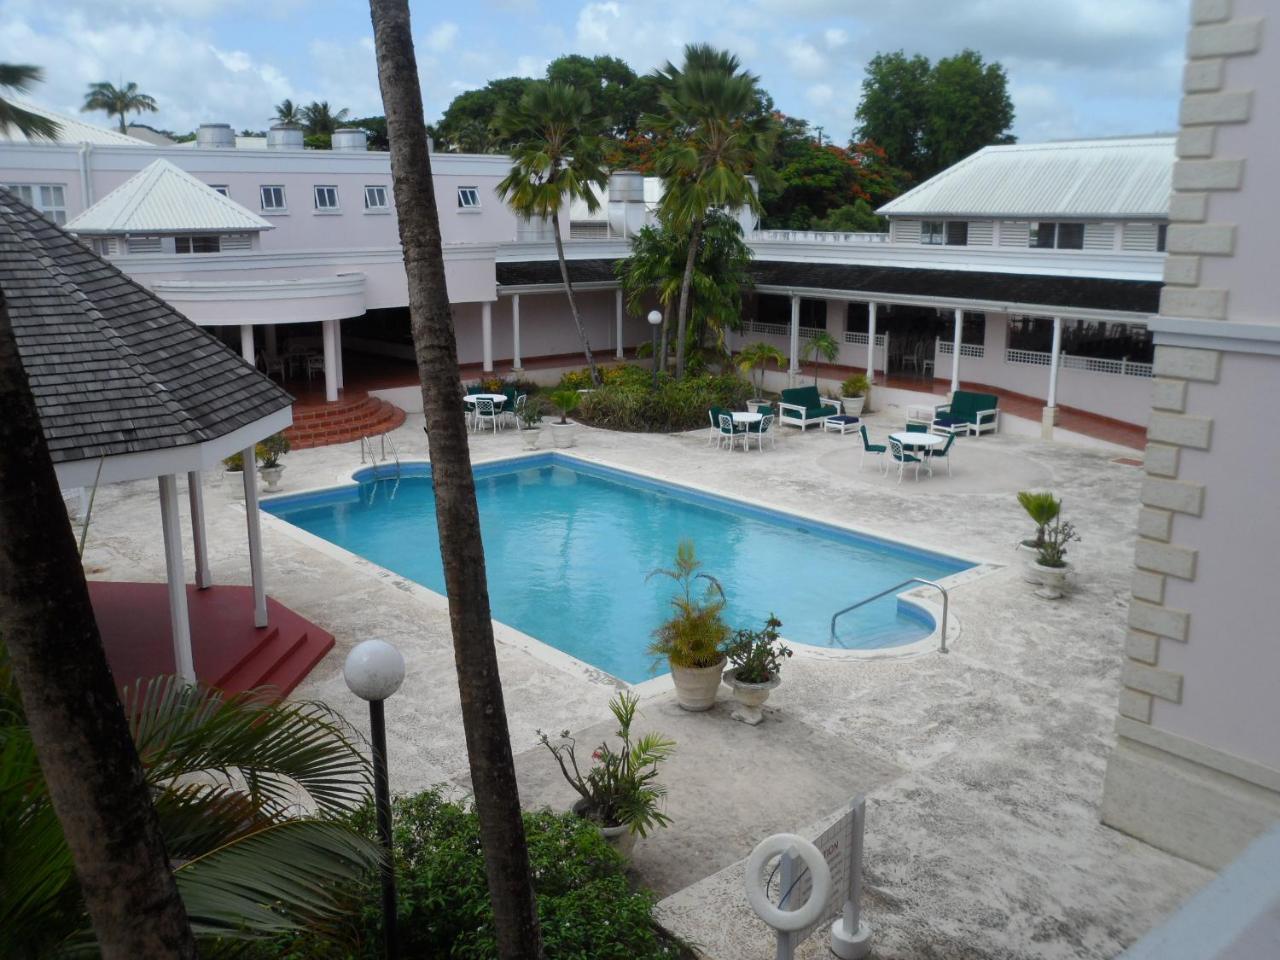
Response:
[118, 113, 127, 134]
[0, 296, 197, 959]
[674, 216, 704, 379]
[658, 300, 671, 374]
[551, 215, 600, 386]
[367, 3, 544, 959]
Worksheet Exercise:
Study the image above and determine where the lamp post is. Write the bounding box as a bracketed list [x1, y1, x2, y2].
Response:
[647, 309, 662, 387]
[344, 639, 406, 960]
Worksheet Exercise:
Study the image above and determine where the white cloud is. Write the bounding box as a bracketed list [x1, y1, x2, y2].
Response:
[425, 21, 459, 53]
[806, 83, 834, 106]
[823, 27, 847, 48]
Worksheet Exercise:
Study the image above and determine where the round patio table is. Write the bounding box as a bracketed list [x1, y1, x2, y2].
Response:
[464, 393, 507, 431]
[889, 431, 945, 476]
[731, 411, 763, 425]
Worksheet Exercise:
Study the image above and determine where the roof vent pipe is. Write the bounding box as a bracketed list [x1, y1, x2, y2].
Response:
[331, 128, 368, 152]
[267, 123, 305, 150]
[196, 123, 235, 149]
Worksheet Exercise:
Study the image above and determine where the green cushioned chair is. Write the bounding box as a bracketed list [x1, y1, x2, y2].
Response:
[888, 437, 922, 483]
[859, 425, 886, 472]
[777, 386, 840, 431]
[933, 390, 1000, 436]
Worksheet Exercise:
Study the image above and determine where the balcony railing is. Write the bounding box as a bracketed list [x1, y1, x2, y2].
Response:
[745, 320, 820, 339]
[1005, 348, 1153, 378]
[751, 229, 890, 244]
[843, 331, 887, 347]
[937, 340, 986, 359]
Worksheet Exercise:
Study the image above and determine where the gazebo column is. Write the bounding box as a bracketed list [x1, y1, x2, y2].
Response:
[241, 448, 268, 628]
[1042, 315, 1064, 440]
[615, 288, 624, 359]
[511, 294, 522, 370]
[321, 319, 338, 402]
[788, 293, 801, 386]
[187, 470, 212, 590]
[948, 308, 963, 397]
[866, 301, 878, 384]
[239, 324, 255, 366]
[158, 474, 196, 683]
[481, 301, 493, 373]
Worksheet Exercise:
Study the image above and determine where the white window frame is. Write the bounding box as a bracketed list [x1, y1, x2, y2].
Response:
[457, 186, 481, 210]
[313, 185, 340, 212]
[920, 220, 944, 245]
[259, 185, 287, 212]
[364, 185, 389, 212]
[4, 182, 67, 224]
[210, 185, 230, 198]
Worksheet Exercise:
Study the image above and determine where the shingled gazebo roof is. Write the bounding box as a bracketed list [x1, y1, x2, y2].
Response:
[0, 189, 292, 484]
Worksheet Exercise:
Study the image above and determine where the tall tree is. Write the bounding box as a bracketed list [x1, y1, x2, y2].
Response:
[647, 44, 775, 379]
[272, 97, 302, 125]
[852, 52, 931, 181]
[366, 3, 544, 959]
[0, 293, 197, 958]
[300, 100, 351, 135]
[81, 81, 157, 134]
[436, 77, 532, 152]
[496, 81, 608, 387]
[0, 64, 59, 140]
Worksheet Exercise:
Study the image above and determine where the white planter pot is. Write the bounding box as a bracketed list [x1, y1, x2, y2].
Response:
[723, 667, 781, 726]
[1017, 541, 1042, 583]
[1033, 561, 1069, 599]
[260, 465, 285, 493]
[550, 421, 577, 448]
[572, 799, 638, 858]
[670, 658, 726, 712]
[747, 399, 770, 414]
[521, 428, 541, 451]
[840, 396, 866, 417]
[223, 470, 246, 500]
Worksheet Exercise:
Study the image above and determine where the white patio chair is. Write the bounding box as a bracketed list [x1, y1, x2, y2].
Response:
[305, 354, 325, 382]
[888, 437, 922, 484]
[473, 397, 500, 435]
[717, 413, 745, 451]
[510, 393, 527, 429]
[748, 413, 776, 451]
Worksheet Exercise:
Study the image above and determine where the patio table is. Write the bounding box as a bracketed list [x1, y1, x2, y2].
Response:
[890, 431, 945, 477]
[464, 393, 507, 432]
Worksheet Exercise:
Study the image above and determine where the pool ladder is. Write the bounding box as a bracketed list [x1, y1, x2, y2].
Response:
[360, 432, 401, 477]
[830, 578, 950, 653]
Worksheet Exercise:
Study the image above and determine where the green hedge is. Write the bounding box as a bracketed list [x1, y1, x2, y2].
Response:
[574, 368, 751, 433]
[265, 789, 684, 959]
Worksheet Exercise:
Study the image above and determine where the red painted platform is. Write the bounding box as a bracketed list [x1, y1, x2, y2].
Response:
[88, 582, 335, 698]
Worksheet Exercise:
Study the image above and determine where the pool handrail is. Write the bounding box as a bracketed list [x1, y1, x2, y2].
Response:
[830, 578, 950, 653]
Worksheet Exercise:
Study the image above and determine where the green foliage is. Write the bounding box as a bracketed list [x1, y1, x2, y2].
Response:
[810, 199, 886, 233]
[223, 442, 270, 471]
[725, 614, 792, 684]
[577, 371, 750, 433]
[260, 432, 290, 469]
[1017, 491, 1061, 547]
[735, 341, 786, 395]
[647, 540, 729, 669]
[266, 789, 684, 959]
[0, 64, 60, 140]
[81, 80, 157, 133]
[557, 368, 596, 391]
[539, 692, 675, 836]
[518, 395, 546, 429]
[840, 374, 870, 398]
[801, 330, 840, 382]
[548, 388, 583, 424]
[299, 101, 350, 136]
[1036, 519, 1079, 569]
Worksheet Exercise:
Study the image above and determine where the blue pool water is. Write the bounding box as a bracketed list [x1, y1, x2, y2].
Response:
[263, 454, 972, 683]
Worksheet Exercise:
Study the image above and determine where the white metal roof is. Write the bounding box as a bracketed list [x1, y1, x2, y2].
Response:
[65, 159, 273, 235]
[878, 137, 1175, 219]
[0, 98, 151, 146]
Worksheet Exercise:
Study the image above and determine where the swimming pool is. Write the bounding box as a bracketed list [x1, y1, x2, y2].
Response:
[262, 454, 973, 683]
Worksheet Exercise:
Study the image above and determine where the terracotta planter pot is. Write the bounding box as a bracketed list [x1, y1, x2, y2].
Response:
[670, 657, 725, 712]
[722, 666, 781, 725]
[1033, 560, 1069, 599]
[572, 798, 637, 858]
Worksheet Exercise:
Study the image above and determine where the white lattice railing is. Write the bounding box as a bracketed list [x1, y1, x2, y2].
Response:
[752, 229, 890, 244]
[1005, 348, 1153, 378]
[842, 332, 887, 347]
[745, 320, 821, 339]
[937, 341, 986, 359]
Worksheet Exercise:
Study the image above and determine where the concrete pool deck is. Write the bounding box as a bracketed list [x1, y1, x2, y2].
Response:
[80, 400, 1212, 958]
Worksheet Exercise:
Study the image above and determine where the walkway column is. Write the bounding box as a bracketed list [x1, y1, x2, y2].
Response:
[866, 301, 878, 384]
[158, 474, 196, 683]
[788, 293, 801, 386]
[334, 319, 345, 389]
[321, 319, 338, 402]
[615, 288, 624, 359]
[481, 301, 493, 373]
[242, 449, 268, 628]
[949, 307, 963, 396]
[511, 294, 522, 370]
[239, 323, 255, 366]
[187, 470, 212, 590]
[1043, 315, 1064, 440]
[264, 324, 277, 358]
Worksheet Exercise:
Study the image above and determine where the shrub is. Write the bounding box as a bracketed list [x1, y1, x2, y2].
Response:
[577, 373, 751, 433]
[839, 374, 869, 398]
[724, 613, 792, 684]
[647, 540, 729, 669]
[1016, 491, 1061, 548]
[263, 789, 684, 960]
[557, 368, 596, 391]
[548, 389, 583, 424]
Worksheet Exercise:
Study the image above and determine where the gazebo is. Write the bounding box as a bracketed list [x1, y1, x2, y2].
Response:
[1, 189, 332, 692]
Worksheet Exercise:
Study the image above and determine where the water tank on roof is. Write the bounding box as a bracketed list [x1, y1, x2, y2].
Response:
[608, 171, 644, 203]
[196, 123, 235, 149]
[607, 170, 647, 237]
[332, 128, 368, 152]
[267, 123, 305, 150]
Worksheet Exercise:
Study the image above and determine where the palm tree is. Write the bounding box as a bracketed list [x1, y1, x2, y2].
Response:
[800, 330, 840, 384]
[273, 97, 302, 125]
[736, 341, 785, 395]
[81, 81, 157, 133]
[367, 2, 544, 957]
[0, 64, 59, 140]
[300, 100, 350, 135]
[646, 44, 775, 379]
[496, 81, 609, 387]
[617, 222, 682, 373]
[0, 669, 381, 956]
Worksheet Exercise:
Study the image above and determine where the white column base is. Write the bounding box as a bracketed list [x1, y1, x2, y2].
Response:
[321, 319, 338, 403]
[1041, 405, 1058, 441]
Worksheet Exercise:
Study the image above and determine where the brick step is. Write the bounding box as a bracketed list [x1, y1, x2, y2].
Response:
[285, 397, 407, 449]
[217, 628, 308, 693]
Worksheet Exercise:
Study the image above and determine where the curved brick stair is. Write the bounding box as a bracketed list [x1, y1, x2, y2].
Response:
[285, 395, 406, 449]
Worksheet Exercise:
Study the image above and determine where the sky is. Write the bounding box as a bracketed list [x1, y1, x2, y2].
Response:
[0, 0, 1191, 144]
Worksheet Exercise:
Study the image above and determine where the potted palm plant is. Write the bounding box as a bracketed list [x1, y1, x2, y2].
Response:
[537, 691, 674, 858]
[1016, 491, 1061, 583]
[736, 341, 786, 411]
[548, 388, 581, 448]
[1033, 518, 1080, 599]
[722, 614, 793, 725]
[839, 373, 870, 417]
[258, 433, 291, 492]
[800, 330, 840, 385]
[647, 540, 729, 711]
[518, 395, 544, 450]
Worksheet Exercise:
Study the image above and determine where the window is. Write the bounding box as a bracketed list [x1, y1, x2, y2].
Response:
[457, 186, 481, 209]
[175, 235, 221, 254]
[920, 220, 944, 245]
[210, 185, 230, 197]
[259, 185, 286, 211]
[945, 221, 968, 246]
[3, 183, 67, 224]
[1031, 222, 1056, 248]
[126, 236, 162, 255]
[1031, 221, 1085, 249]
[313, 185, 339, 211]
[364, 185, 389, 210]
[1157, 223, 1168, 253]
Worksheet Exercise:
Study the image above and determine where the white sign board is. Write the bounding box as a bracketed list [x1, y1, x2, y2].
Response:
[782, 797, 862, 943]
